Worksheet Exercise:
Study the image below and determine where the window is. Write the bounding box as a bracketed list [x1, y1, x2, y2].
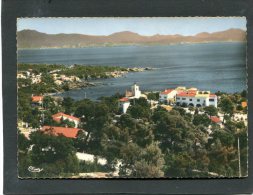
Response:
[176, 97, 180, 100]
[189, 99, 192, 101]
[182, 98, 186, 100]
[197, 99, 200, 102]
[209, 99, 214, 102]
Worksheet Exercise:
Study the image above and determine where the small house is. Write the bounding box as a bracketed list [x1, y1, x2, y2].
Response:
[52, 112, 80, 128]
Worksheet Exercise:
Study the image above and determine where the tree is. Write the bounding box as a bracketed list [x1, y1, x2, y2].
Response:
[101, 124, 128, 164]
[193, 114, 211, 127]
[154, 112, 195, 153]
[118, 114, 137, 129]
[188, 106, 194, 112]
[133, 143, 165, 177]
[75, 129, 88, 152]
[41, 73, 54, 84]
[76, 102, 111, 153]
[132, 123, 154, 148]
[219, 97, 235, 123]
[204, 106, 218, 117]
[18, 130, 30, 152]
[99, 95, 122, 113]
[173, 107, 186, 116]
[62, 97, 75, 114]
[152, 107, 169, 123]
[241, 90, 247, 98]
[18, 78, 31, 87]
[119, 143, 165, 178]
[19, 131, 79, 178]
[207, 138, 237, 177]
[236, 104, 243, 111]
[29, 131, 77, 164]
[127, 105, 150, 119]
[36, 132, 78, 175]
[164, 152, 196, 177]
[131, 97, 150, 108]
[147, 92, 159, 100]
[43, 96, 54, 109]
[18, 151, 33, 177]
[194, 108, 199, 115]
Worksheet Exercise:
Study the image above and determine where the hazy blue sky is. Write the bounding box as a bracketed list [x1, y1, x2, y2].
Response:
[17, 17, 246, 36]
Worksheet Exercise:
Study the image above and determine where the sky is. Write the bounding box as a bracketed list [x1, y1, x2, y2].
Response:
[17, 17, 246, 36]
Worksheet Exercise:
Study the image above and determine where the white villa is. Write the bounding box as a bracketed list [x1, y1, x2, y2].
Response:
[119, 85, 218, 114]
[118, 97, 131, 114]
[159, 89, 177, 104]
[119, 83, 146, 113]
[159, 87, 218, 107]
[52, 112, 80, 128]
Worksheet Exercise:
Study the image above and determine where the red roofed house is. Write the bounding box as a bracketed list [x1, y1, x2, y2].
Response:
[159, 89, 177, 104]
[209, 116, 222, 124]
[31, 95, 44, 105]
[41, 126, 80, 138]
[118, 97, 130, 114]
[176, 89, 217, 107]
[52, 112, 80, 128]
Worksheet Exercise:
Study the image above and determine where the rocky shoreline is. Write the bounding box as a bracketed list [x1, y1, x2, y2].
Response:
[68, 81, 97, 90]
[65, 67, 154, 90]
[106, 67, 154, 78]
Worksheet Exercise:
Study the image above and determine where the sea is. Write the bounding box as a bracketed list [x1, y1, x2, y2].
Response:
[18, 42, 247, 100]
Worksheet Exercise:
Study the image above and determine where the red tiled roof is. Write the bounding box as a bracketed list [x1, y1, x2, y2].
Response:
[119, 97, 129, 102]
[41, 126, 80, 138]
[177, 91, 197, 97]
[209, 94, 217, 97]
[31, 96, 43, 102]
[52, 112, 80, 122]
[188, 89, 198, 92]
[161, 89, 174, 95]
[241, 101, 247, 108]
[209, 116, 221, 123]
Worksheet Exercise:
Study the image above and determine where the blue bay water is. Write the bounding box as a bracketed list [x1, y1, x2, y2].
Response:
[18, 42, 247, 100]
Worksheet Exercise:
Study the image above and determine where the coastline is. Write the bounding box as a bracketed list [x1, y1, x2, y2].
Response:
[17, 41, 246, 50]
[17, 64, 155, 94]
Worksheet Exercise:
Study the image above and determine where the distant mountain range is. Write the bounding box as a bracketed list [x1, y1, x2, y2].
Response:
[17, 28, 246, 49]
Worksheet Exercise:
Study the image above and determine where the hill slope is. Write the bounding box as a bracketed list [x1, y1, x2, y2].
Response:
[17, 28, 246, 49]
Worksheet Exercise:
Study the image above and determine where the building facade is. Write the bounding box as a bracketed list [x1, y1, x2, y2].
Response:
[119, 83, 144, 113]
[52, 112, 80, 128]
[159, 89, 177, 104]
[159, 87, 217, 107]
[176, 90, 217, 107]
[118, 97, 130, 113]
[131, 83, 141, 98]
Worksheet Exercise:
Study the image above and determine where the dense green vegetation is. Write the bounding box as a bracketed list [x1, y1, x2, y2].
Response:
[18, 64, 127, 95]
[18, 64, 126, 79]
[60, 65, 126, 79]
[17, 64, 248, 178]
[18, 89, 248, 178]
[18, 64, 65, 73]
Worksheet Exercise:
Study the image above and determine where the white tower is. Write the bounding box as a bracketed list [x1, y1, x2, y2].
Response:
[131, 83, 141, 98]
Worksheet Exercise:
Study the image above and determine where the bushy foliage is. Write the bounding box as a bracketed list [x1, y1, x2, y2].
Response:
[17, 63, 248, 178]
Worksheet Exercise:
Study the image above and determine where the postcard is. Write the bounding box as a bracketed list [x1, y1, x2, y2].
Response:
[16, 17, 247, 178]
